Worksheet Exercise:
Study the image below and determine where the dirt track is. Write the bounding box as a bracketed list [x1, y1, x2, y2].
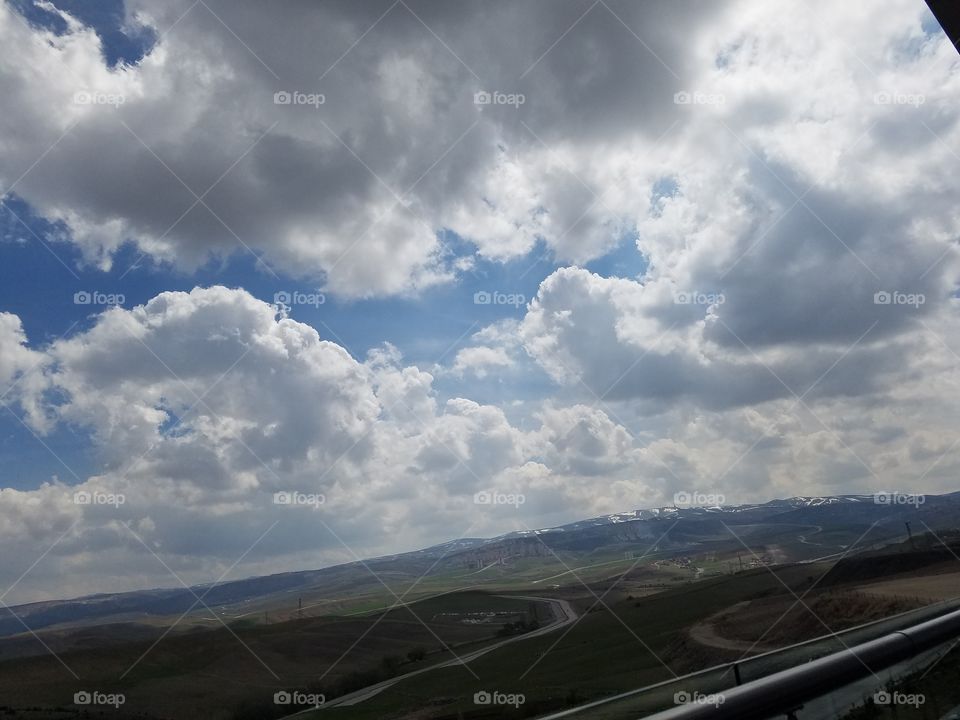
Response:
[687, 601, 776, 654]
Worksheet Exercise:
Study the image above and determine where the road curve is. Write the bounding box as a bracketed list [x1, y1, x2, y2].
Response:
[797, 524, 824, 545]
[280, 595, 577, 715]
[687, 601, 775, 654]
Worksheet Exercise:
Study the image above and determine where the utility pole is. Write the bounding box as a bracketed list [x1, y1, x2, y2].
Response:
[298, 597, 303, 619]
[905, 521, 916, 550]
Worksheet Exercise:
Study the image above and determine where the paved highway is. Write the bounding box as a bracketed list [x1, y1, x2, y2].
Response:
[279, 594, 577, 716]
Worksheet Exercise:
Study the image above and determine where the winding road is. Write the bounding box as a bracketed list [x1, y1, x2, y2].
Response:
[797, 524, 824, 546]
[279, 595, 577, 715]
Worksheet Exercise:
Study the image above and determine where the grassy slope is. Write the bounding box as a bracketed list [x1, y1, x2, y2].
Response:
[309, 563, 835, 720]
[0, 592, 537, 720]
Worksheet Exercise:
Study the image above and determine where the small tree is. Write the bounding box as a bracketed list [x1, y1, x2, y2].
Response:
[380, 654, 402, 674]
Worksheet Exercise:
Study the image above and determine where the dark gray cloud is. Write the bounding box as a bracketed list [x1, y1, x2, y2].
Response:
[0, 0, 728, 293]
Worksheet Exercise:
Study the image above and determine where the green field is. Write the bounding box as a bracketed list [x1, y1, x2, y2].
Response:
[0, 591, 540, 720]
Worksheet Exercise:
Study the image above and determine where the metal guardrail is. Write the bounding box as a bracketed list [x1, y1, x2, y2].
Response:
[535, 598, 960, 720]
[646, 606, 960, 720]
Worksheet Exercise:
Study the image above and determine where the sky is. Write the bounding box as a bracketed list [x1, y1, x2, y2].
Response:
[0, 0, 958, 604]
